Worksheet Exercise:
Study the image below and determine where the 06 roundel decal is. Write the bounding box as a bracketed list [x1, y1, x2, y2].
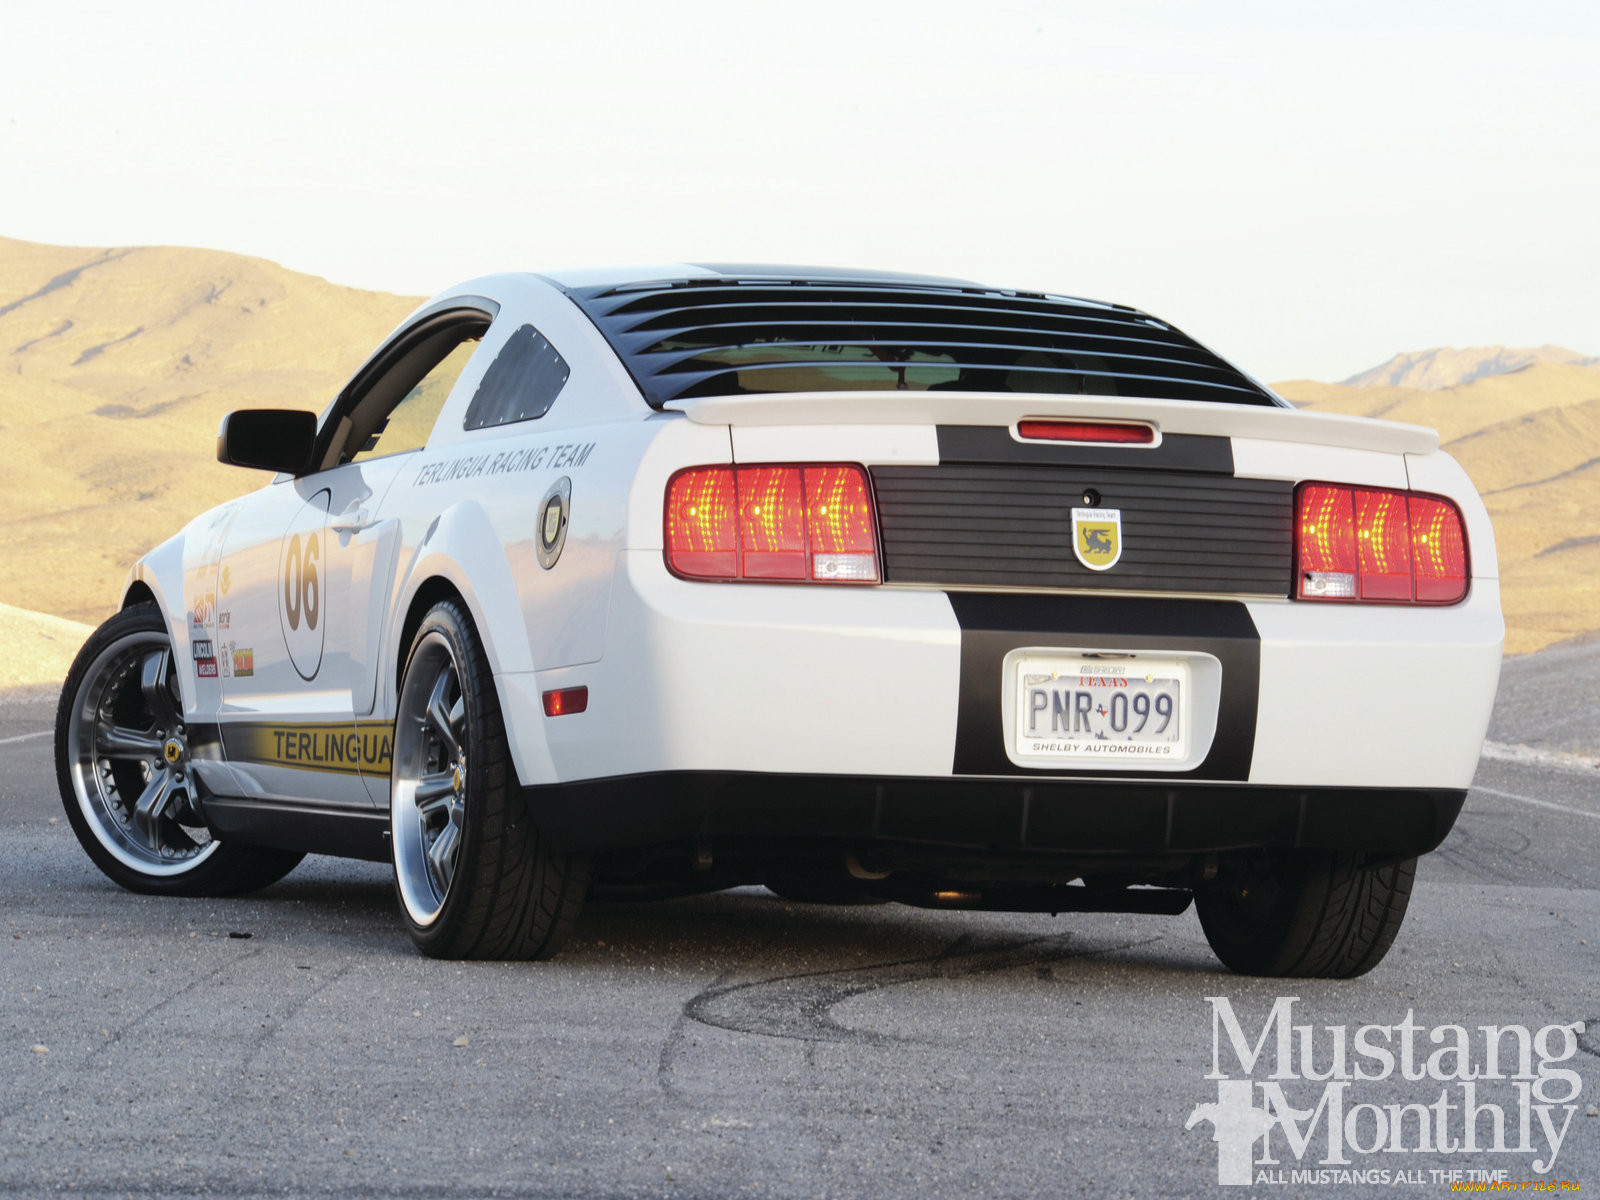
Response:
[280, 489, 330, 680]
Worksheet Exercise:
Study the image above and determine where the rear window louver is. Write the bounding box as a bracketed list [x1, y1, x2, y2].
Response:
[567, 279, 1277, 409]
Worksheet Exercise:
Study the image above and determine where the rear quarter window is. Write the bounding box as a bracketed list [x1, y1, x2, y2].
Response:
[463, 324, 571, 431]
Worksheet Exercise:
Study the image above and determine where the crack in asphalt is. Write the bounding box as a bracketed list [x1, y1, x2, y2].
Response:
[657, 970, 733, 1102]
[0, 945, 272, 1128]
[238, 960, 356, 1076]
[1435, 806, 1598, 891]
[84, 946, 266, 1064]
[1578, 1016, 1600, 1060]
[675, 931, 1163, 1050]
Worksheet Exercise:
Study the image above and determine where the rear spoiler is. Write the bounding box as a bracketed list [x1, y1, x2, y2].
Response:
[664, 391, 1439, 456]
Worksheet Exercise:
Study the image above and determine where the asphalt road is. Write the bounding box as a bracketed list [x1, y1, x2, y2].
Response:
[1, 641, 1597, 1200]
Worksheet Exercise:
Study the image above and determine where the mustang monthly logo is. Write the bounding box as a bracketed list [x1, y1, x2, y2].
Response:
[1071, 507, 1122, 571]
[1187, 997, 1586, 1186]
[222, 722, 393, 776]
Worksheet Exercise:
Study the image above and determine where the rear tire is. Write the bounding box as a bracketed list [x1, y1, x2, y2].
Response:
[55, 603, 304, 897]
[390, 600, 589, 959]
[1195, 849, 1415, 978]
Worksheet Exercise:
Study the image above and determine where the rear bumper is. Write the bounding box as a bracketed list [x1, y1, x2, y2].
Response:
[526, 771, 1466, 861]
[503, 553, 1502, 797]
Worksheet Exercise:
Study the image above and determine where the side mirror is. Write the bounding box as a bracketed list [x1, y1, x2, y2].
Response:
[217, 409, 317, 474]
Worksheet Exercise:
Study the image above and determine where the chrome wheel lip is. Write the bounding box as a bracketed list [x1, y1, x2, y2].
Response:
[392, 631, 468, 928]
[64, 629, 219, 877]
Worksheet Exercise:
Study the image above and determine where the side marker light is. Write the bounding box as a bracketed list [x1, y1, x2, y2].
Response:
[542, 687, 588, 717]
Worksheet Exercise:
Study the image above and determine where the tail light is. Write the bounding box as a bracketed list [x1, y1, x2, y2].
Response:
[1295, 483, 1468, 605]
[664, 466, 737, 579]
[666, 464, 880, 583]
[1408, 495, 1469, 602]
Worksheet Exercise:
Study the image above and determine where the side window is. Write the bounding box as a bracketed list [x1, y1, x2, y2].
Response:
[322, 309, 494, 469]
[462, 324, 570, 431]
[352, 336, 480, 463]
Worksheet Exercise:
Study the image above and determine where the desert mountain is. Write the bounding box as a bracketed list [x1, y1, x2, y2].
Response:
[1341, 344, 1599, 391]
[0, 236, 421, 624]
[1, 235, 1595, 659]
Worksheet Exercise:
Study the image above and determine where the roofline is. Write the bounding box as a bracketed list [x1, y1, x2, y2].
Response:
[532, 264, 1131, 313]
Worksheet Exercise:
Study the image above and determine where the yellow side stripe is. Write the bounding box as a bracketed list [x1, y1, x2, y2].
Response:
[220, 722, 393, 776]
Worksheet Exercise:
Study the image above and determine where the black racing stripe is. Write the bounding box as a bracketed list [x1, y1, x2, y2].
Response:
[936, 425, 1234, 474]
[947, 592, 1260, 781]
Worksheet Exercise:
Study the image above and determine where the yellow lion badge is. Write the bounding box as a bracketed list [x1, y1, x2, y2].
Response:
[1071, 507, 1122, 571]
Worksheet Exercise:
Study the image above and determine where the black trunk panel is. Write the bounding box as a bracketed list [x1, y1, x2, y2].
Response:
[872, 454, 1294, 595]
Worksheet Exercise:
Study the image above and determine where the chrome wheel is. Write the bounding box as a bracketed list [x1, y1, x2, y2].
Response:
[393, 630, 467, 926]
[389, 600, 590, 959]
[63, 627, 217, 876]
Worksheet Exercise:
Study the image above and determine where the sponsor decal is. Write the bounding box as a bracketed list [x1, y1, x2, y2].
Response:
[218, 608, 230, 630]
[413, 441, 596, 487]
[1071, 507, 1122, 571]
[191, 591, 216, 631]
[196, 658, 218, 678]
[1186, 997, 1588, 1187]
[221, 722, 393, 776]
[192, 639, 215, 660]
[220, 565, 231, 595]
[231, 647, 254, 678]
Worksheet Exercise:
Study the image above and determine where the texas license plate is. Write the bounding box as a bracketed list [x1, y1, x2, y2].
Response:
[1013, 656, 1188, 763]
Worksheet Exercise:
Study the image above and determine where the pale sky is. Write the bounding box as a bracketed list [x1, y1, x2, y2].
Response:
[2, 0, 1595, 382]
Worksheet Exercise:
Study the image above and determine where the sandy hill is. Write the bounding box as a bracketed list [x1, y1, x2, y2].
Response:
[0, 235, 1594, 672]
[1279, 365, 1600, 654]
[0, 603, 91, 697]
[0, 236, 422, 625]
[1341, 344, 1600, 391]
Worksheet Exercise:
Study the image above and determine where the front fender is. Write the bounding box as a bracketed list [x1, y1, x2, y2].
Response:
[124, 534, 195, 715]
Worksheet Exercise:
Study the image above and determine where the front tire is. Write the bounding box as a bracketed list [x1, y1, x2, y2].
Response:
[1195, 848, 1415, 978]
[390, 600, 589, 959]
[55, 603, 304, 896]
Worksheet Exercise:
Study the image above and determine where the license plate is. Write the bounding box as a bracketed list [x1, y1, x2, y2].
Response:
[1013, 656, 1188, 764]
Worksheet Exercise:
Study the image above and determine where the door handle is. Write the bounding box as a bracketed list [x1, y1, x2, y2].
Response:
[330, 508, 372, 534]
